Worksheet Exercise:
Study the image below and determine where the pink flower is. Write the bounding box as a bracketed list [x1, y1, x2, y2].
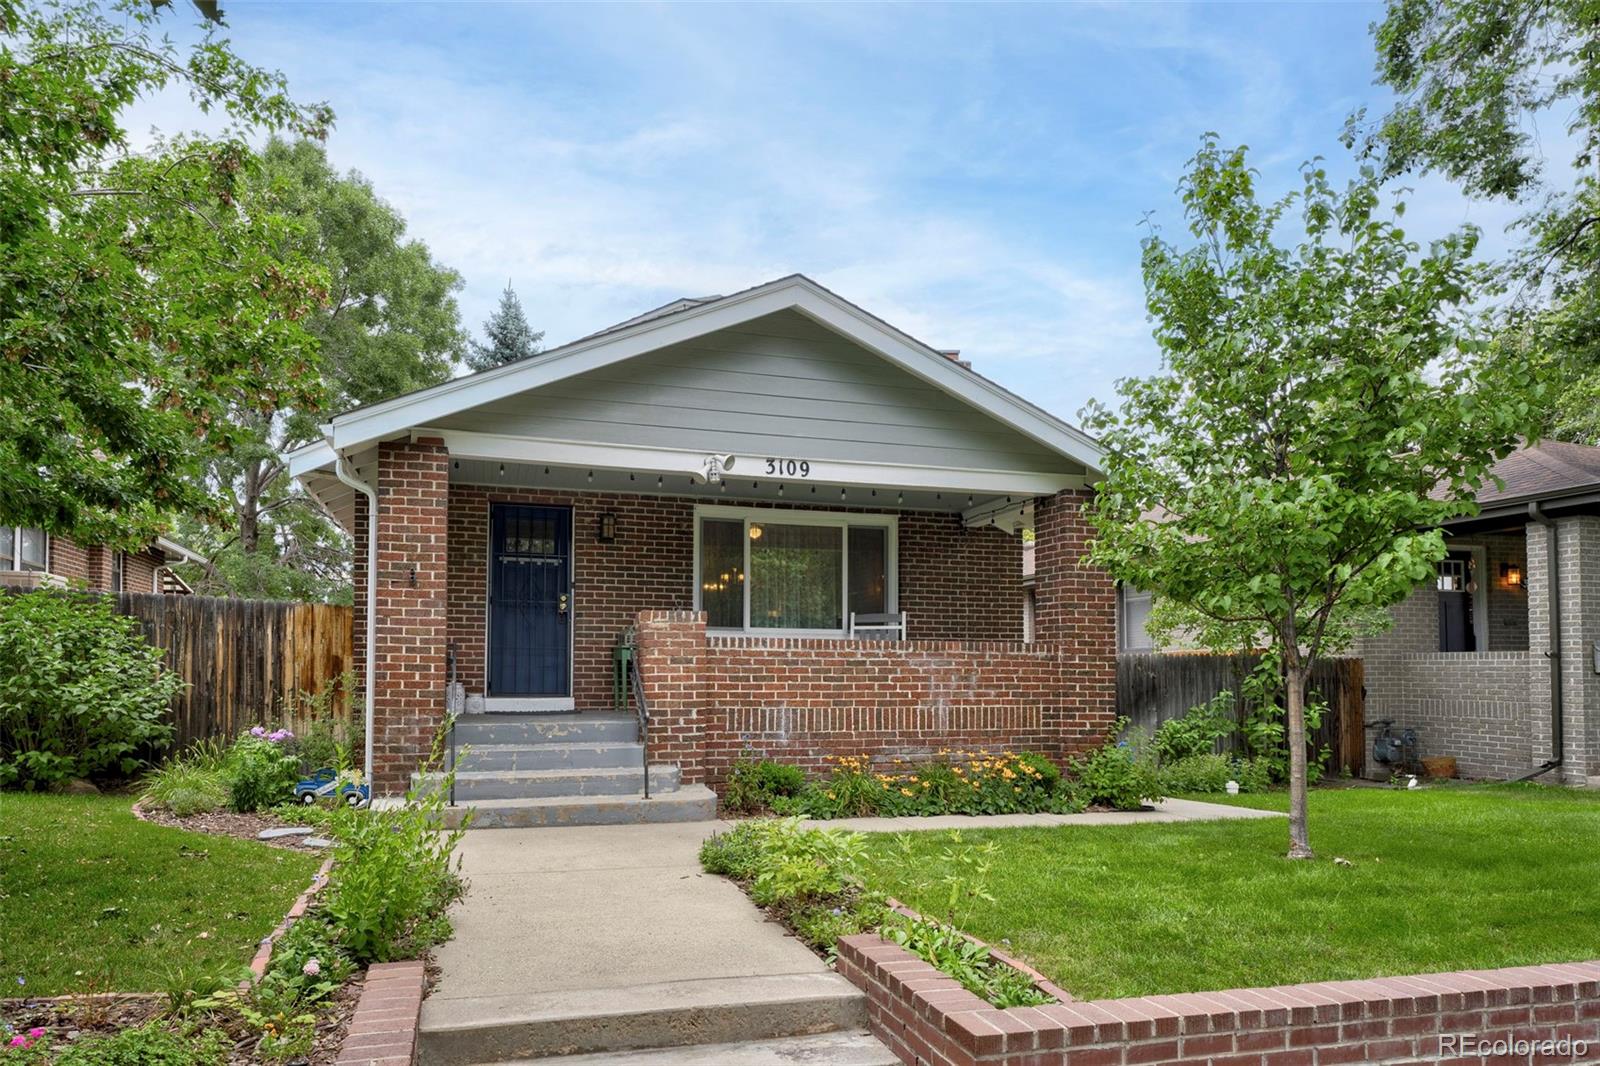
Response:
[302, 958, 320, 977]
[26, 1029, 43, 1039]
[9, 1036, 27, 1048]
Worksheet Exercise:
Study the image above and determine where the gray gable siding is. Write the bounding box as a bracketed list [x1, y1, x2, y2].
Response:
[432, 310, 1080, 475]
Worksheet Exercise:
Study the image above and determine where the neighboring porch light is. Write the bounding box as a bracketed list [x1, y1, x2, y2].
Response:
[1502, 562, 1523, 588]
[597, 512, 617, 543]
[749, 524, 763, 540]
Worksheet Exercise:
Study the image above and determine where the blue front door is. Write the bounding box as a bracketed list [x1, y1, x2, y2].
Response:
[489, 504, 572, 698]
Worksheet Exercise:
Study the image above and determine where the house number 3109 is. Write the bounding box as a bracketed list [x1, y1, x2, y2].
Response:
[764, 458, 811, 477]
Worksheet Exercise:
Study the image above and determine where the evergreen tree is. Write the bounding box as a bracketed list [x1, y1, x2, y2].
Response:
[467, 282, 544, 371]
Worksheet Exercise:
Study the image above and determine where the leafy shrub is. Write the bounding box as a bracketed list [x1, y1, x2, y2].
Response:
[1152, 691, 1235, 763]
[721, 756, 807, 813]
[0, 590, 180, 790]
[1233, 756, 1276, 794]
[1156, 752, 1236, 794]
[320, 732, 467, 962]
[1068, 722, 1162, 810]
[222, 729, 300, 812]
[277, 670, 359, 774]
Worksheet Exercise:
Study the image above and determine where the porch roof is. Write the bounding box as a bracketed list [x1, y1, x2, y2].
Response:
[286, 275, 1101, 534]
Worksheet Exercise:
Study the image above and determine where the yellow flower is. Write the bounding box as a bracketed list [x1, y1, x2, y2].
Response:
[900, 788, 914, 797]
[920, 780, 931, 789]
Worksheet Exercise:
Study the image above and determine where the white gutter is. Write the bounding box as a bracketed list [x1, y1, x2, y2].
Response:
[334, 455, 378, 790]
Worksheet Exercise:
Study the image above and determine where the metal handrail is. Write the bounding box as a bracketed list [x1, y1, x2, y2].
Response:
[629, 654, 651, 800]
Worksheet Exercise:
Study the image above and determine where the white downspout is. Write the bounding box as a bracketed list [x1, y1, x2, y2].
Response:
[334, 455, 378, 789]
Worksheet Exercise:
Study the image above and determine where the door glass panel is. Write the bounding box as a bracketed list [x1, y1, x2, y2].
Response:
[700, 519, 744, 628]
[750, 523, 841, 630]
[848, 526, 887, 615]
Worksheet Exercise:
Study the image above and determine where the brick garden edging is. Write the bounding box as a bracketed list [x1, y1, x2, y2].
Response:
[334, 960, 427, 1066]
[837, 933, 1600, 1065]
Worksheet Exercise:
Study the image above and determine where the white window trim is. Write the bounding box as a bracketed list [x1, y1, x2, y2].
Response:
[692, 504, 898, 636]
[3, 526, 48, 573]
[1118, 584, 1156, 653]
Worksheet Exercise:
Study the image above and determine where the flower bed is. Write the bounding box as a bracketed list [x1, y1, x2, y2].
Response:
[722, 732, 1163, 821]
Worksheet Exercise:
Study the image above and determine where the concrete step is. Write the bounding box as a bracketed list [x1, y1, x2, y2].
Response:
[419, 764, 680, 802]
[418, 972, 867, 1065]
[452, 741, 645, 773]
[439, 784, 717, 829]
[449, 713, 638, 747]
[491, 1028, 898, 1065]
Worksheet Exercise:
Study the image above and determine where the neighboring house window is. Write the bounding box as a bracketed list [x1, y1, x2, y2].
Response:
[694, 506, 896, 633]
[0, 526, 47, 572]
[1436, 551, 1482, 653]
[1118, 585, 1155, 652]
[110, 550, 124, 593]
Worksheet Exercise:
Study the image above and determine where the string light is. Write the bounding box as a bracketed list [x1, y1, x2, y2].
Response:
[587, 470, 593, 483]
[657, 475, 663, 488]
[778, 484, 784, 496]
[897, 492, 904, 505]
[498, 464, 505, 476]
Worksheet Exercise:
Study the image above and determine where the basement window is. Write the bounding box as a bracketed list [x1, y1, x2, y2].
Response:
[694, 506, 896, 634]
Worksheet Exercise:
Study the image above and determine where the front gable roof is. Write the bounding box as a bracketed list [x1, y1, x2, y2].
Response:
[290, 274, 1103, 479]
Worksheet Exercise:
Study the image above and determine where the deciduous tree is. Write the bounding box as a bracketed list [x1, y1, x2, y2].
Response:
[1085, 139, 1541, 858]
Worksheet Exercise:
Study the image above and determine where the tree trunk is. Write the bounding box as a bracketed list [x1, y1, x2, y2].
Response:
[1285, 663, 1313, 860]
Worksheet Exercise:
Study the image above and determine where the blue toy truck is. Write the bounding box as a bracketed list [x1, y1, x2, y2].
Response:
[293, 768, 370, 808]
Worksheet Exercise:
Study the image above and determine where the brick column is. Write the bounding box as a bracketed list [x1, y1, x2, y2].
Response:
[1527, 515, 1600, 785]
[370, 438, 450, 796]
[634, 610, 707, 783]
[1031, 488, 1117, 756]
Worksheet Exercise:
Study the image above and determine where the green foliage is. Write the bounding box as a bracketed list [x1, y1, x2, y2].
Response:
[1152, 691, 1236, 763]
[882, 915, 1052, 1009]
[222, 731, 301, 813]
[176, 139, 465, 602]
[0, 591, 180, 790]
[1067, 727, 1162, 812]
[1086, 138, 1541, 854]
[1157, 753, 1238, 794]
[28, 1022, 230, 1066]
[1358, 0, 1600, 443]
[466, 281, 544, 371]
[0, 0, 332, 547]
[320, 731, 467, 962]
[721, 755, 807, 813]
[140, 759, 229, 817]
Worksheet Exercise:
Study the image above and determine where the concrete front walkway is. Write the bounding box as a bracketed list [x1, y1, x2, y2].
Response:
[804, 795, 1284, 832]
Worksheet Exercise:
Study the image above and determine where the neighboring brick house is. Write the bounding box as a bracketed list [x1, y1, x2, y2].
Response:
[0, 525, 200, 595]
[287, 274, 1118, 813]
[1356, 440, 1600, 785]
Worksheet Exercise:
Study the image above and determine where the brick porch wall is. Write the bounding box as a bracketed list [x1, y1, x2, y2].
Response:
[443, 489, 1024, 709]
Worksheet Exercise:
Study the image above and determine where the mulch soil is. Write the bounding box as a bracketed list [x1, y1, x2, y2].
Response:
[132, 802, 326, 850]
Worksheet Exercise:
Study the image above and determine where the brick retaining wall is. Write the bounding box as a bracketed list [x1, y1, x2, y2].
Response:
[837, 934, 1600, 1066]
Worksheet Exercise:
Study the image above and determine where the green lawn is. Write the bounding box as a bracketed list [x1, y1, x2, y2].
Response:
[0, 793, 322, 995]
[863, 784, 1600, 1000]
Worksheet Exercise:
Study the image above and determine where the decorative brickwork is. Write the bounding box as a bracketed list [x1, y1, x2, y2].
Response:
[369, 439, 450, 795]
[335, 960, 426, 1066]
[838, 933, 1600, 1066]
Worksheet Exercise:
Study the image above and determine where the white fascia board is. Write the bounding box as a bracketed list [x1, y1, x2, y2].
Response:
[325, 275, 1105, 476]
[428, 429, 1081, 497]
[154, 537, 206, 565]
[286, 437, 338, 479]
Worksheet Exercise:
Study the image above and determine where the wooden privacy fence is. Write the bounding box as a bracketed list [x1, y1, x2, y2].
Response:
[1117, 651, 1366, 776]
[113, 593, 355, 749]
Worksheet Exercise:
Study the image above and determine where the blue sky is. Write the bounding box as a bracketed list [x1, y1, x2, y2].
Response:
[129, 1, 1522, 425]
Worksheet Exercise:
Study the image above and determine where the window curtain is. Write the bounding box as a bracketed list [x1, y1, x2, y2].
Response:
[750, 523, 841, 629]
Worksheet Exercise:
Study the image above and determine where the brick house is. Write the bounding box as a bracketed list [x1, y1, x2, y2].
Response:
[287, 275, 1117, 817]
[0, 525, 199, 595]
[1356, 440, 1600, 785]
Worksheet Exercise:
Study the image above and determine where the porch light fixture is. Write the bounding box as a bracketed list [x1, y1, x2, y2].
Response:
[749, 524, 763, 540]
[1502, 562, 1523, 588]
[597, 512, 617, 543]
